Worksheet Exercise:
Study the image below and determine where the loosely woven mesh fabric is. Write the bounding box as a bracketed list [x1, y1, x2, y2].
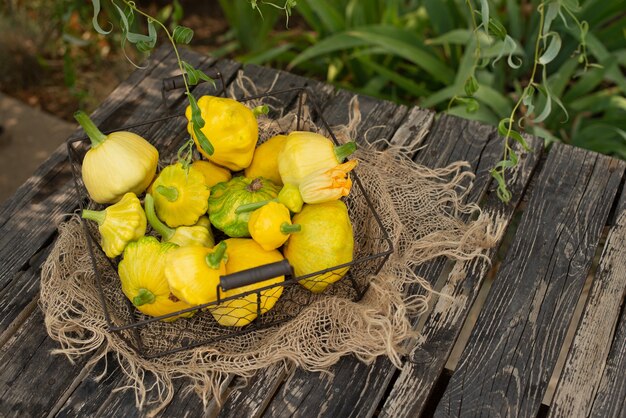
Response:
[39, 72, 503, 415]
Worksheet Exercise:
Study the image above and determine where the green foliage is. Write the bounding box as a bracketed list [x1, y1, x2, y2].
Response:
[222, 0, 624, 201]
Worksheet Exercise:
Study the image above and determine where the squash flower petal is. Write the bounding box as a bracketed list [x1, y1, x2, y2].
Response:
[299, 160, 358, 204]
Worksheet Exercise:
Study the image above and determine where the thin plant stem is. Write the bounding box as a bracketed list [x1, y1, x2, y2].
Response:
[498, 1, 546, 186]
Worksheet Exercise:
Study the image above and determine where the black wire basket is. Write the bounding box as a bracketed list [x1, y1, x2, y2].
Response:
[66, 72, 393, 359]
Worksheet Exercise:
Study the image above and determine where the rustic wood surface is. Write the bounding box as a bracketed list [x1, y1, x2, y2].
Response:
[0, 45, 625, 418]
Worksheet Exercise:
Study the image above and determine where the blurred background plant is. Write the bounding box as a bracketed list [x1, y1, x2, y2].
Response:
[1, 0, 624, 160]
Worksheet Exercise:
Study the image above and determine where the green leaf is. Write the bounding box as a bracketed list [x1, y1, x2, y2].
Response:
[289, 33, 368, 68]
[488, 17, 508, 41]
[534, 87, 552, 123]
[489, 168, 512, 203]
[464, 75, 479, 97]
[543, 2, 560, 34]
[539, 32, 562, 65]
[427, 29, 475, 46]
[492, 35, 522, 68]
[479, 0, 489, 33]
[357, 57, 430, 97]
[173, 25, 194, 44]
[91, 0, 112, 35]
[498, 118, 531, 151]
[182, 61, 215, 86]
[136, 20, 157, 52]
[475, 84, 514, 117]
[187, 93, 213, 156]
[346, 26, 455, 84]
[302, 0, 345, 33]
[173, 0, 184, 22]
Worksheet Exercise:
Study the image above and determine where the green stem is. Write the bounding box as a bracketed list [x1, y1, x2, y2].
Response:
[465, 0, 482, 64]
[144, 193, 174, 240]
[500, 2, 546, 185]
[252, 105, 269, 117]
[133, 288, 156, 307]
[280, 223, 301, 234]
[334, 142, 357, 162]
[235, 198, 277, 214]
[205, 241, 228, 270]
[156, 185, 179, 202]
[74, 111, 107, 147]
[81, 209, 106, 225]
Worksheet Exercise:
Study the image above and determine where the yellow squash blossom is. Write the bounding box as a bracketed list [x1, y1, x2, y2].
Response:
[298, 160, 358, 204]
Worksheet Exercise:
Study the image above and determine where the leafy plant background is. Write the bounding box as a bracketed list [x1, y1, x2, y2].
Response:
[1, 0, 624, 174]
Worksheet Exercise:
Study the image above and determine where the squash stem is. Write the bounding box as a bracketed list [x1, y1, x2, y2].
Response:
[144, 193, 174, 240]
[235, 198, 276, 214]
[133, 288, 156, 307]
[81, 209, 106, 225]
[74, 111, 107, 147]
[156, 185, 179, 202]
[334, 142, 357, 162]
[206, 241, 228, 270]
[280, 223, 301, 235]
[252, 105, 269, 117]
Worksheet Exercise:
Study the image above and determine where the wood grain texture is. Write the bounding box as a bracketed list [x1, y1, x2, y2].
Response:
[548, 193, 626, 417]
[589, 291, 626, 418]
[434, 145, 625, 417]
[380, 133, 542, 418]
[0, 310, 90, 417]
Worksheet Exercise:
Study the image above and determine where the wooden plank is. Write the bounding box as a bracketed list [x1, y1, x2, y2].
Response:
[589, 291, 626, 417]
[259, 115, 520, 418]
[380, 133, 542, 418]
[53, 354, 124, 418]
[0, 310, 90, 417]
[434, 146, 625, 417]
[548, 186, 626, 417]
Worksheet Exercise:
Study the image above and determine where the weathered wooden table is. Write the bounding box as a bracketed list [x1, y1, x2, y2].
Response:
[1, 46, 625, 418]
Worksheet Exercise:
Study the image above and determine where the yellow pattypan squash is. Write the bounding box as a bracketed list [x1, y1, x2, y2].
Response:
[164, 241, 228, 306]
[209, 238, 285, 327]
[191, 160, 232, 189]
[284, 200, 354, 293]
[150, 162, 210, 228]
[185, 96, 258, 171]
[118, 236, 194, 321]
[244, 134, 288, 186]
[278, 131, 356, 186]
[145, 193, 214, 247]
[248, 202, 301, 251]
[81, 192, 146, 258]
[75, 111, 158, 204]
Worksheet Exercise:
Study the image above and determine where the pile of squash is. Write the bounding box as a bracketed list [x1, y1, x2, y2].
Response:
[76, 95, 358, 327]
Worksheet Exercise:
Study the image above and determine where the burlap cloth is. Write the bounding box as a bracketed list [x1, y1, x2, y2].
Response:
[40, 73, 503, 415]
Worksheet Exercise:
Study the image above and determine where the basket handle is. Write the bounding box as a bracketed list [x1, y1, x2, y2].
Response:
[219, 260, 293, 291]
[161, 69, 226, 107]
